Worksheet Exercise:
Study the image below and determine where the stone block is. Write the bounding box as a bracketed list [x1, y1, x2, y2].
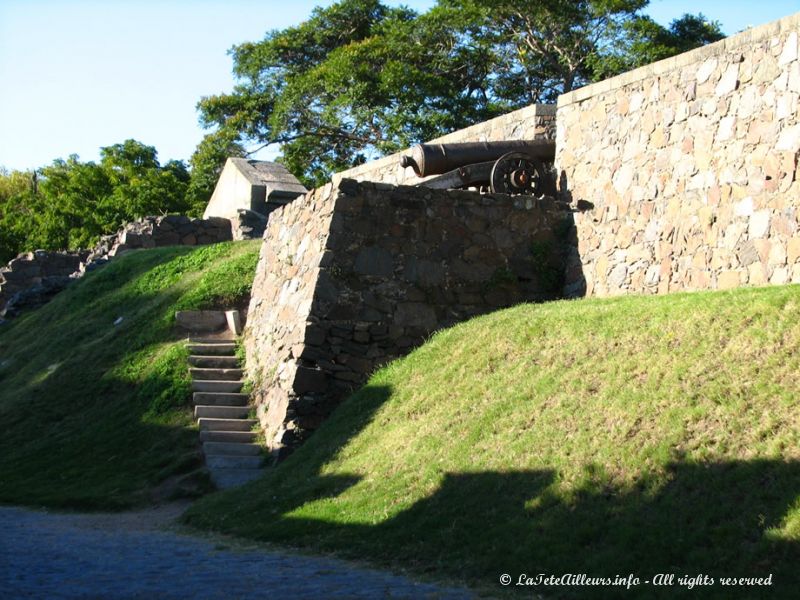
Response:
[749, 211, 771, 239]
[717, 270, 743, 289]
[292, 367, 328, 394]
[353, 247, 394, 277]
[776, 124, 800, 151]
[225, 310, 243, 335]
[788, 237, 800, 265]
[175, 310, 227, 332]
[696, 58, 718, 84]
[778, 31, 798, 65]
[155, 232, 181, 246]
[715, 63, 739, 96]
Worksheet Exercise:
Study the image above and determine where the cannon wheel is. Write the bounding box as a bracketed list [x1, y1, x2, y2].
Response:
[489, 152, 543, 195]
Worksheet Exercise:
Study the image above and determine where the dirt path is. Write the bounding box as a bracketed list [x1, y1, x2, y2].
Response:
[0, 504, 474, 599]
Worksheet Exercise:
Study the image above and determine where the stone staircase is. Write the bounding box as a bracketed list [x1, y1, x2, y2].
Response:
[188, 337, 264, 489]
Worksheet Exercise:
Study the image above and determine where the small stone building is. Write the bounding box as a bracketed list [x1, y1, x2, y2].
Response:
[203, 158, 307, 220]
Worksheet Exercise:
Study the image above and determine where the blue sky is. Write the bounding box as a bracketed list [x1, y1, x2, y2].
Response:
[1, 0, 798, 171]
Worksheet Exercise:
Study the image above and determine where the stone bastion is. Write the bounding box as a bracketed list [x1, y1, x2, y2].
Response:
[244, 180, 575, 456]
[242, 12, 800, 457]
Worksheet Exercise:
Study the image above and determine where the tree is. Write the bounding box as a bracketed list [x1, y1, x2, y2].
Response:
[0, 168, 37, 262]
[591, 13, 724, 80]
[0, 140, 190, 262]
[194, 0, 725, 187]
[195, 0, 511, 188]
[443, 0, 650, 104]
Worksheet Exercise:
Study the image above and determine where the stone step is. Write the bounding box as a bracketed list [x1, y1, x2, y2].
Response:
[203, 441, 262, 456]
[210, 468, 263, 490]
[193, 392, 249, 406]
[176, 310, 227, 332]
[199, 430, 257, 443]
[198, 418, 257, 432]
[187, 342, 236, 356]
[206, 454, 264, 470]
[191, 380, 243, 393]
[189, 355, 240, 369]
[190, 368, 244, 381]
[194, 405, 250, 419]
[189, 336, 236, 344]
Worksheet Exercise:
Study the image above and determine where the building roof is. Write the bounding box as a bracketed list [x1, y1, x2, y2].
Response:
[228, 158, 307, 197]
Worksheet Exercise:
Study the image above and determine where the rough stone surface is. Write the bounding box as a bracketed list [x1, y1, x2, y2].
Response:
[244, 179, 573, 458]
[0, 505, 473, 599]
[0, 214, 234, 320]
[556, 13, 800, 296]
[87, 214, 233, 265]
[231, 208, 269, 241]
[0, 250, 85, 316]
[175, 310, 228, 332]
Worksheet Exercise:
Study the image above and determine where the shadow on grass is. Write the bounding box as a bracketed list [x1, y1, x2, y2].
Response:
[0, 306, 201, 509]
[188, 382, 800, 599]
[0, 245, 249, 509]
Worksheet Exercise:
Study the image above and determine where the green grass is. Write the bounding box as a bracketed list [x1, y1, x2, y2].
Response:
[185, 284, 800, 599]
[0, 241, 260, 509]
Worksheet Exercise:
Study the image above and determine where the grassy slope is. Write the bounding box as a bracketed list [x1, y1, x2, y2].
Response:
[0, 241, 260, 509]
[186, 285, 800, 599]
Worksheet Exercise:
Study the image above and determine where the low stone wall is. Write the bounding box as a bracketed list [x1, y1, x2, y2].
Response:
[0, 251, 87, 316]
[244, 178, 574, 458]
[104, 215, 232, 257]
[334, 104, 556, 186]
[83, 214, 233, 271]
[556, 13, 800, 296]
[1, 214, 234, 321]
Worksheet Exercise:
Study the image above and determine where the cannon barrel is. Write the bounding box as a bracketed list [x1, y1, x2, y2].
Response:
[400, 140, 555, 178]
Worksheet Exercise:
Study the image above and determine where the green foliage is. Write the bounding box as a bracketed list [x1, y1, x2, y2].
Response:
[175, 247, 260, 310]
[0, 167, 36, 261]
[0, 140, 190, 262]
[591, 13, 724, 80]
[197, 0, 501, 188]
[122, 343, 192, 419]
[0, 240, 261, 508]
[485, 266, 517, 290]
[186, 284, 800, 597]
[195, 0, 724, 187]
[444, 0, 650, 102]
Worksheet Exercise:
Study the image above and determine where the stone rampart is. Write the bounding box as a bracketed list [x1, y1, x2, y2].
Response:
[244, 178, 573, 458]
[334, 104, 556, 187]
[556, 13, 800, 296]
[0, 251, 86, 316]
[105, 215, 232, 256]
[1, 214, 234, 321]
[84, 215, 233, 269]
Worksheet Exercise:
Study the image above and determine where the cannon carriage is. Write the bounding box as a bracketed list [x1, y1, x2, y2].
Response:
[400, 139, 556, 196]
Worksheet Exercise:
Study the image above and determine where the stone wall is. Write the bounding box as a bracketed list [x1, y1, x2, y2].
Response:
[0, 251, 86, 317]
[556, 13, 800, 296]
[1, 214, 234, 321]
[107, 215, 232, 256]
[244, 178, 573, 458]
[334, 104, 556, 187]
[84, 215, 233, 269]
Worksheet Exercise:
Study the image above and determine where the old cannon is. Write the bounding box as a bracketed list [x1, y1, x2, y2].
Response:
[399, 139, 555, 195]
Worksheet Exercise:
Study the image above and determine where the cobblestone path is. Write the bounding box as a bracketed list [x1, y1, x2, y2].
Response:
[0, 505, 474, 599]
